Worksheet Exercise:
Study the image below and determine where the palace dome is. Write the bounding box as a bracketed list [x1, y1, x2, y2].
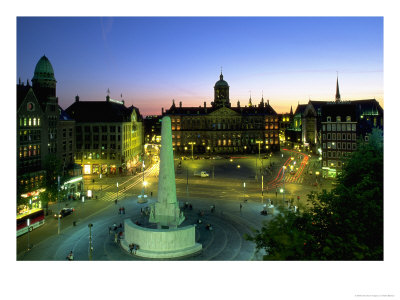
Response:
[214, 73, 229, 87]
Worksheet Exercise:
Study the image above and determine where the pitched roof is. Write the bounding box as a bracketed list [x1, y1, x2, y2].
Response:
[66, 100, 141, 123]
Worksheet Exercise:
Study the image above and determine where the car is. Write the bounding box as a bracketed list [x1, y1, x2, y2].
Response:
[54, 208, 74, 219]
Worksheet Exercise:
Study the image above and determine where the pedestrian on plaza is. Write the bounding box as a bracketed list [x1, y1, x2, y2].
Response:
[240, 203, 242, 212]
[129, 243, 134, 254]
[66, 251, 74, 261]
[151, 191, 153, 197]
[108, 226, 112, 235]
[119, 223, 123, 228]
[114, 232, 118, 243]
[122, 207, 125, 214]
[119, 207, 121, 214]
[115, 199, 118, 205]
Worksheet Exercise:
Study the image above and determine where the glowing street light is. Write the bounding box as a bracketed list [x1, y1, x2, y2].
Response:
[188, 142, 196, 159]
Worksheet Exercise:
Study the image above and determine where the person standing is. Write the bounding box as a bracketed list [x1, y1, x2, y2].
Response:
[240, 203, 242, 212]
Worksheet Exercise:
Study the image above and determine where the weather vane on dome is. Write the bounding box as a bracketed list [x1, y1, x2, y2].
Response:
[107, 88, 110, 96]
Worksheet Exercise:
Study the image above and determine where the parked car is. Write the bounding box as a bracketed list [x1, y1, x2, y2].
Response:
[54, 208, 74, 219]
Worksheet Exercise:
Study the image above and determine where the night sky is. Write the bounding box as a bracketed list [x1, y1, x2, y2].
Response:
[17, 17, 383, 116]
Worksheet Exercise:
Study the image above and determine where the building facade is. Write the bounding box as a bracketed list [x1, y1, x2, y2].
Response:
[321, 99, 383, 177]
[164, 73, 280, 155]
[66, 95, 144, 175]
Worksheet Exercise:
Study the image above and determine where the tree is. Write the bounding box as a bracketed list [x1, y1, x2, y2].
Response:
[41, 154, 65, 207]
[247, 129, 383, 260]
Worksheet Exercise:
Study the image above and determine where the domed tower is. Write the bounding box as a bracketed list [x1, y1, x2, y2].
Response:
[213, 72, 230, 108]
[32, 55, 57, 103]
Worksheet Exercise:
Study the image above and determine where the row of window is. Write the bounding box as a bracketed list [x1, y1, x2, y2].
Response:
[326, 116, 352, 122]
[323, 142, 356, 150]
[76, 143, 121, 150]
[323, 133, 356, 141]
[18, 175, 44, 189]
[19, 130, 41, 143]
[75, 152, 121, 160]
[77, 125, 122, 133]
[18, 145, 41, 158]
[322, 123, 356, 132]
[77, 134, 121, 142]
[323, 160, 343, 167]
[19, 117, 41, 127]
[172, 138, 279, 147]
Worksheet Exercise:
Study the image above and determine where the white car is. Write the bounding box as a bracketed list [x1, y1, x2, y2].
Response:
[194, 171, 209, 177]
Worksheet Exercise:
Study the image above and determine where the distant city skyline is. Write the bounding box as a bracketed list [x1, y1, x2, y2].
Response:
[17, 17, 383, 115]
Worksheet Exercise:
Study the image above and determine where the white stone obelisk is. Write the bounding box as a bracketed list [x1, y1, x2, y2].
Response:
[149, 116, 184, 228]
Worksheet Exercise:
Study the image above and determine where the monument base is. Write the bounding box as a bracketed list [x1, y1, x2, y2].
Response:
[123, 219, 202, 259]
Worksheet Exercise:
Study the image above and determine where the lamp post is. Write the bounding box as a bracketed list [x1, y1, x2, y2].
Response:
[116, 182, 119, 202]
[27, 218, 31, 250]
[243, 182, 246, 202]
[261, 175, 264, 203]
[99, 173, 102, 191]
[188, 142, 196, 160]
[256, 140, 263, 180]
[88, 223, 93, 260]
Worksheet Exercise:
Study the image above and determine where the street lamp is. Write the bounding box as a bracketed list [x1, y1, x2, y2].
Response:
[255, 140, 263, 180]
[188, 142, 196, 160]
[88, 223, 93, 260]
[139, 161, 148, 203]
[243, 182, 246, 202]
[57, 175, 61, 235]
[27, 218, 31, 250]
[116, 182, 119, 202]
[99, 173, 102, 191]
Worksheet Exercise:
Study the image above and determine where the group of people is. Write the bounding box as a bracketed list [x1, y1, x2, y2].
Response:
[128, 243, 139, 254]
[183, 202, 193, 210]
[118, 207, 126, 214]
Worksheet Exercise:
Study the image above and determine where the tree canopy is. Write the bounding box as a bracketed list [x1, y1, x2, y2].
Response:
[247, 129, 383, 260]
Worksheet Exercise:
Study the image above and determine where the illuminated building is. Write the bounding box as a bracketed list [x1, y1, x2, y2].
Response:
[66, 94, 144, 174]
[164, 72, 280, 155]
[17, 55, 83, 209]
[17, 55, 63, 208]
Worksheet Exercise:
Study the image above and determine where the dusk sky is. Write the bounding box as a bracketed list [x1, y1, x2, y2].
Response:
[17, 17, 383, 116]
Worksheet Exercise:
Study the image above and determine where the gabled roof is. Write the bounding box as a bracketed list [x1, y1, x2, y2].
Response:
[17, 84, 32, 109]
[66, 100, 141, 123]
[321, 102, 357, 120]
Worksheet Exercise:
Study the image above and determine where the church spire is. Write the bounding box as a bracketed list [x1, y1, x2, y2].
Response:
[335, 74, 341, 102]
